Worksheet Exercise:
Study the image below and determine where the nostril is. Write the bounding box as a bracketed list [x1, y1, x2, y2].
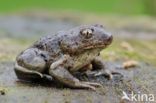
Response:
[107, 35, 113, 45]
[107, 35, 113, 43]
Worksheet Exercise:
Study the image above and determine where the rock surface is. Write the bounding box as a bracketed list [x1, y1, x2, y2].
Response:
[0, 62, 155, 103]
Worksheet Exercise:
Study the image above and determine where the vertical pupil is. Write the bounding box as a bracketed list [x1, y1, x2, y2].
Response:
[87, 31, 89, 35]
[87, 31, 89, 37]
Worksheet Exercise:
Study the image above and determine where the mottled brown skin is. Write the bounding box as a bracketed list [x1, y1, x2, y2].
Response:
[14, 24, 113, 90]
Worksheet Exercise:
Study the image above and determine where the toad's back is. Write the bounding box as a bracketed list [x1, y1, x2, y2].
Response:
[32, 31, 66, 57]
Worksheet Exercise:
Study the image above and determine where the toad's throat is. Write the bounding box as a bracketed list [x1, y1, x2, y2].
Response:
[70, 49, 101, 72]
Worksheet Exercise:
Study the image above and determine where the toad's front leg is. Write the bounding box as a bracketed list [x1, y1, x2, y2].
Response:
[92, 56, 123, 79]
[49, 55, 102, 90]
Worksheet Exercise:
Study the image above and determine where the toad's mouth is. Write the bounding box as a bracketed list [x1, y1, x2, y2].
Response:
[83, 41, 112, 50]
[81, 37, 113, 50]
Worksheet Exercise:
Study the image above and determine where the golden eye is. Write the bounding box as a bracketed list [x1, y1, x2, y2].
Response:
[80, 29, 93, 39]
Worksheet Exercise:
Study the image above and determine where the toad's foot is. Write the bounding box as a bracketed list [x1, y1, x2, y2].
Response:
[94, 69, 123, 79]
[49, 55, 102, 90]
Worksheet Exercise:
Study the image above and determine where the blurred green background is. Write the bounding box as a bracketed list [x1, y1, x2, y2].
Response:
[0, 0, 156, 15]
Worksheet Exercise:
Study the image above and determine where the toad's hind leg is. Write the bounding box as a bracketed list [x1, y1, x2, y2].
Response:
[49, 55, 102, 90]
[14, 62, 44, 80]
[14, 48, 49, 80]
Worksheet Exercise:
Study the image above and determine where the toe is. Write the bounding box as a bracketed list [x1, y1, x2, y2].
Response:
[82, 82, 103, 87]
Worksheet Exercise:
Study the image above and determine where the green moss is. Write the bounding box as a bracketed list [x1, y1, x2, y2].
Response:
[0, 86, 10, 94]
[87, 96, 92, 103]
[101, 39, 156, 66]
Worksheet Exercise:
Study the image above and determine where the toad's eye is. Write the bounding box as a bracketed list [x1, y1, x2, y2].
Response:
[80, 29, 93, 39]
